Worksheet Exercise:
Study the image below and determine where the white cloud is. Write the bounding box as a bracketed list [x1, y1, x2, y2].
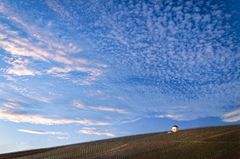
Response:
[0, 26, 53, 61]
[46, 66, 103, 85]
[6, 66, 37, 76]
[18, 129, 68, 139]
[45, 0, 72, 21]
[0, 3, 81, 56]
[2, 101, 19, 109]
[0, 107, 109, 126]
[47, 66, 74, 74]
[79, 127, 115, 137]
[119, 117, 142, 124]
[72, 100, 86, 109]
[223, 108, 240, 122]
[73, 100, 128, 114]
[0, 3, 106, 84]
[8, 84, 50, 103]
[0, 25, 90, 74]
[5, 58, 40, 76]
[0, 0, 239, 121]
[155, 114, 184, 121]
[90, 106, 128, 114]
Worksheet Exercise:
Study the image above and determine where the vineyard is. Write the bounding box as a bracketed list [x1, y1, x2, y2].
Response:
[0, 125, 239, 159]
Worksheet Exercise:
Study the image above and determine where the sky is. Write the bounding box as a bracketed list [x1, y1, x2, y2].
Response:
[0, 0, 240, 153]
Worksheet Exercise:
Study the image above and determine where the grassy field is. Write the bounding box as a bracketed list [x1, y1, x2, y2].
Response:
[0, 125, 239, 159]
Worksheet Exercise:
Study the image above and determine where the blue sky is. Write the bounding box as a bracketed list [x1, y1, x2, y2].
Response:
[0, 0, 240, 153]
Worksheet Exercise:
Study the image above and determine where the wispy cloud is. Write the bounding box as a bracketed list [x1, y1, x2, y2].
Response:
[79, 127, 115, 137]
[6, 84, 50, 103]
[0, 102, 110, 126]
[1, 101, 20, 109]
[18, 129, 68, 139]
[90, 106, 128, 114]
[0, 23, 103, 83]
[223, 108, 240, 122]
[72, 100, 86, 109]
[0, 2, 81, 56]
[5, 58, 40, 76]
[155, 114, 185, 121]
[0, 2, 106, 84]
[118, 117, 142, 125]
[0, 109, 109, 126]
[45, 0, 72, 21]
[73, 100, 128, 114]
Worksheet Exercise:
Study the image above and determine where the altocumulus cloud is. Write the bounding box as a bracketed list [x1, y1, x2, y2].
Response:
[44, 0, 240, 120]
[0, 0, 239, 136]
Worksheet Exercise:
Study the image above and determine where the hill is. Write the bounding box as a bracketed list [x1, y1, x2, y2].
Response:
[0, 125, 239, 159]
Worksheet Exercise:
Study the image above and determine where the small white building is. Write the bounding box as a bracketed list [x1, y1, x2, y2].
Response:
[171, 125, 179, 133]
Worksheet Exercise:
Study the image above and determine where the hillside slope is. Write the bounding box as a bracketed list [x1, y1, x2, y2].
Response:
[0, 125, 239, 159]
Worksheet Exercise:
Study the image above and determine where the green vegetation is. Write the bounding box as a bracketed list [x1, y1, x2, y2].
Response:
[0, 125, 239, 159]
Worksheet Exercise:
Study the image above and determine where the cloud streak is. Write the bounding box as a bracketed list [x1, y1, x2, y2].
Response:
[73, 100, 128, 114]
[0, 102, 110, 126]
[155, 114, 184, 121]
[79, 127, 115, 137]
[18, 129, 68, 139]
[223, 108, 240, 122]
